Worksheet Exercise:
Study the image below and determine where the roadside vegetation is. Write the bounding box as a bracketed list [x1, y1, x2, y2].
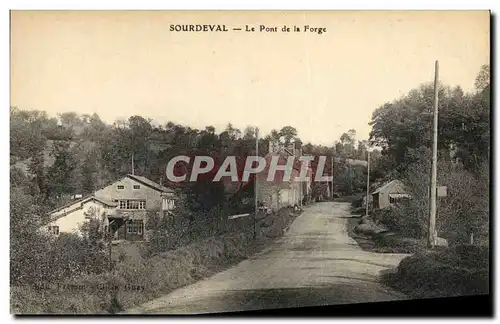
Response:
[347, 65, 490, 298]
[382, 245, 489, 298]
[11, 206, 302, 314]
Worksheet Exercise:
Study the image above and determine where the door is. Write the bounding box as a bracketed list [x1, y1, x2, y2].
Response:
[125, 220, 144, 241]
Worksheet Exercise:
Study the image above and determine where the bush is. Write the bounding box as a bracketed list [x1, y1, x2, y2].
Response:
[11, 231, 108, 286]
[384, 244, 489, 297]
[354, 221, 387, 237]
[372, 232, 426, 254]
[400, 159, 489, 246]
[351, 197, 363, 209]
[371, 206, 425, 238]
[433, 244, 489, 270]
[351, 207, 366, 215]
[349, 213, 426, 254]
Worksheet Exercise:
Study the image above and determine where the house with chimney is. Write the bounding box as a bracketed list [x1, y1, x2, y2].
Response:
[42, 174, 177, 242]
[256, 140, 312, 212]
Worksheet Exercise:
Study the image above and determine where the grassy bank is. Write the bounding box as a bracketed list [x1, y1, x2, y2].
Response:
[382, 245, 489, 298]
[11, 207, 302, 314]
[346, 204, 489, 299]
[346, 214, 427, 254]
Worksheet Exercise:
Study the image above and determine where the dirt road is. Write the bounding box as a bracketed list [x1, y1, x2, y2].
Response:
[124, 202, 410, 314]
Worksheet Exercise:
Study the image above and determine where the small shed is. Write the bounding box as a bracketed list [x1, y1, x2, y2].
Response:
[372, 180, 410, 209]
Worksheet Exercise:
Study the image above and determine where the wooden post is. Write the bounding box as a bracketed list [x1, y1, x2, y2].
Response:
[331, 154, 334, 198]
[108, 220, 115, 272]
[366, 150, 370, 217]
[428, 60, 439, 248]
[254, 127, 259, 240]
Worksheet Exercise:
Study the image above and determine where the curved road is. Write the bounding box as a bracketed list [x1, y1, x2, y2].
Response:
[125, 202, 409, 314]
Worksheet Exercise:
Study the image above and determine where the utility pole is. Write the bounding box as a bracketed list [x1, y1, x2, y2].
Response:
[107, 220, 115, 272]
[331, 153, 334, 198]
[366, 149, 371, 217]
[131, 152, 135, 175]
[254, 127, 259, 240]
[428, 60, 439, 248]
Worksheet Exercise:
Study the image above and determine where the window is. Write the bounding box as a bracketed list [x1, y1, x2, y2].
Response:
[126, 220, 143, 235]
[163, 198, 175, 211]
[48, 226, 59, 235]
[127, 200, 139, 209]
[117, 185, 125, 190]
[389, 194, 411, 205]
[118, 200, 146, 210]
[133, 185, 140, 189]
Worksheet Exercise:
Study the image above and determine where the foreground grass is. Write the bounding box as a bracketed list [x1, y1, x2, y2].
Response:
[346, 214, 426, 254]
[11, 207, 302, 314]
[346, 208, 489, 298]
[382, 245, 489, 298]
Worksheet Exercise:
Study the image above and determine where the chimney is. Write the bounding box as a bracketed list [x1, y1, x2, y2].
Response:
[269, 140, 277, 154]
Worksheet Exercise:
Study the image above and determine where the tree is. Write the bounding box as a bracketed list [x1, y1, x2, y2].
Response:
[302, 142, 314, 154]
[80, 208, 108, 250]
[242, 126, 256, 140]
[197, 126, 221, 152]
[339, 129, 357, 158]
[46, 141, 78, 200]
[10, 186, 50, 285]
[223, 123, 242, 141]
[83, 113, 108, 141]
[10, 187, 40, 237]
[357, 140, 368, 160]
[128, 115, 153, 175]
[58, 112, 81, 130]
[205, 125, 216, 134]
[10, 107, 49, 160]
[98, 116, 155, 179]
[81, 150, 98, 194]
[474, 64, 490, 92]
[27, 149, 46, 198]
[265, 129, 281, 142]
[369, 77, 489, 174]
[279, 126, 298, 144]
[294, 138, 303, 149]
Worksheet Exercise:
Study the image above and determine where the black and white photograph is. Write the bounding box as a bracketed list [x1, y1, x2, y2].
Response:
[9, 10, 491, 315]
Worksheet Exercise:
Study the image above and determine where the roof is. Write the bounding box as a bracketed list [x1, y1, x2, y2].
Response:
[372, 180, 405, 194]
[388, 193, 411, 198]
[47, 175, 173, 216]
[46, 195, 118, 224]
[334, 157, 368, 167]
[48, 194, 92, 215]
[126, 174, 174, 193]
[49, 195, 117, 215]
[83, 196, 118, 207]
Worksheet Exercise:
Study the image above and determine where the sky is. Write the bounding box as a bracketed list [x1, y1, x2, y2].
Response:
[10, 11, 490, 146]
